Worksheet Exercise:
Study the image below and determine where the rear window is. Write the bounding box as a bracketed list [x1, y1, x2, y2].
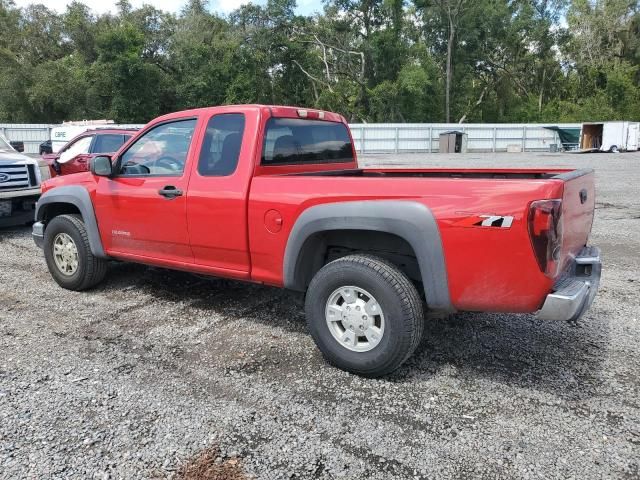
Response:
[93, 134, 127, 153]
[261, 118, 354, 166]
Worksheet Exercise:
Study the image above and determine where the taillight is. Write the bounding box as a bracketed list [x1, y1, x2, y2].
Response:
[528, 199, 563, 277]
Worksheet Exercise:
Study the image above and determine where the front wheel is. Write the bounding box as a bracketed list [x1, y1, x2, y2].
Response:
[43, 214, 108, 291]
[305, 254, 424, 377]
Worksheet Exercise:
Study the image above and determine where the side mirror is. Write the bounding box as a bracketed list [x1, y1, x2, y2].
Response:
[91, 155, 113, 177]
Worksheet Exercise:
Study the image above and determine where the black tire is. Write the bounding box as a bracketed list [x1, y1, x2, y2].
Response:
[43, 214, 108, 291]
[305, 254, 424, 377]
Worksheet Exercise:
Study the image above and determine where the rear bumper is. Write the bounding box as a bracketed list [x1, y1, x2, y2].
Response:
[537, 246, 601, 321]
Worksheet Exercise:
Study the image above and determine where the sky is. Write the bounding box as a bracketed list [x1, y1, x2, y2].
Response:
[12, 0, 320, 16]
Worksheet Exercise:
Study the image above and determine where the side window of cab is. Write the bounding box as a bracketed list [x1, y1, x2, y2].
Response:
[118, 119, 197, 176]
[197, 114, 245, 176]
[92, 134, 128, 154]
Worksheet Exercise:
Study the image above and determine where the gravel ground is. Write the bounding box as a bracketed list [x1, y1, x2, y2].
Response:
[1, 151, 639, 479]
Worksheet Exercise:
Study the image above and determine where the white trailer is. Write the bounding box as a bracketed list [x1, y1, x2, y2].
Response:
[580, 121, 640, 152]
[50, 120, 144, 152]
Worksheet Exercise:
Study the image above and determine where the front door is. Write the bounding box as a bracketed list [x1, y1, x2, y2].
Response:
[94, 117, 198, 265]
[57, 135, 93, 175]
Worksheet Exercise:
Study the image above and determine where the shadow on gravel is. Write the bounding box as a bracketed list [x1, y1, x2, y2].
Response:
[102, 263, 609, 399]
[104, 262, 307, 334]
[392, 311, 609, 399]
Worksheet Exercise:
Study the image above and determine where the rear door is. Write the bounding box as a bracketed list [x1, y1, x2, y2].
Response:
[186, 112, 253, 278]
[94, 117, 198, 264]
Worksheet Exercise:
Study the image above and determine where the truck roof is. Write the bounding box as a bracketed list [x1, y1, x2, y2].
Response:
[80, 128, 140, 135]
[151, 105, 347, 125]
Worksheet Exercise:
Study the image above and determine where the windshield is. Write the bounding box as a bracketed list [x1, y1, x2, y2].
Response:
[0, 136, 14, 152]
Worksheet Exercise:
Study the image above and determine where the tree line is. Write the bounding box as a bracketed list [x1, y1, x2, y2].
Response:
[1, 0, 639, 124]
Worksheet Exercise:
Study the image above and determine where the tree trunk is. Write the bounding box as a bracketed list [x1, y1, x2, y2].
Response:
[445, 18, 455, 123]
[538, 67, 546, 113]
[458, 83, 489, 124]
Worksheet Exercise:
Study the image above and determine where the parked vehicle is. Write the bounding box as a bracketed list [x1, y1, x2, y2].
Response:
[39, 140, 53, 155]
[580, 121, 640, 152]
[42, 128, 138, 176]
[9, 140, 24, 152]
[0, 134, 50, 227]
[50, 121, 143, 153]
[32, 105, 601, 376]
[544, 126, 581, 151]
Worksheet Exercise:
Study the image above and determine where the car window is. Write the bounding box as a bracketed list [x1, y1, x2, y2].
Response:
[58, 136, 93, 164]
[198, 114, 245, 176]
[118, 119, 196, 176]
[93, 134, 127, 154]
[261, 118, 354, 166]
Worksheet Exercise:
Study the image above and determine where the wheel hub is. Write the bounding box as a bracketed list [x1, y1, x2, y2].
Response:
[325, 286, 385, 352]
[52, 232, 79, 276]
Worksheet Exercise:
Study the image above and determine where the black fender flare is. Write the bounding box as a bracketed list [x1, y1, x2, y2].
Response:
[35, 185, 107, 258]
[283, 200, 453, 312]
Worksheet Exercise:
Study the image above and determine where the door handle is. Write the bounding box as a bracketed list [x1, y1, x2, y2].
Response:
[158, 185, 183, 199]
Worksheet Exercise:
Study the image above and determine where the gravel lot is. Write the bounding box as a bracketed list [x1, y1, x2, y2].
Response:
[1, 151, 639, 479]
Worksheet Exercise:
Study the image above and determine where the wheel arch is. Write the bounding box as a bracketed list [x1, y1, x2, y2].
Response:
[283, 200, 453, 312]
[36, 185, 107, 258]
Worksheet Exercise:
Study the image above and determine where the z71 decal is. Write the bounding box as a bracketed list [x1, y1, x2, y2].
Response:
[454, 214, 515, 229]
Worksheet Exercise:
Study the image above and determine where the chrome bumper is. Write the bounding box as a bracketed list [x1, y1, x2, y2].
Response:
[32, 221, 44, 248]
[537, 246, 601, 321]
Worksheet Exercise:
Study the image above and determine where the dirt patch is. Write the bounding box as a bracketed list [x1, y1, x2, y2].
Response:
[177, 446, 247, 480]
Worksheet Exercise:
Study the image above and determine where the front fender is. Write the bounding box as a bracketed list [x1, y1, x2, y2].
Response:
[283, 200, 453, 312]
[35, 185, 106, 258]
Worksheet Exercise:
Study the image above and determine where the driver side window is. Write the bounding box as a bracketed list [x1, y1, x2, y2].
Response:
[118, 118, 197, 176]
[58, 136, 93, 164]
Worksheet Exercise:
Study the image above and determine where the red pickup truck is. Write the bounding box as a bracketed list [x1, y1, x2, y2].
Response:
[32, 105, 601, 376]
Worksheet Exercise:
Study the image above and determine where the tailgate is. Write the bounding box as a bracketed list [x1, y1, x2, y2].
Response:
[558, 169, 595, 267]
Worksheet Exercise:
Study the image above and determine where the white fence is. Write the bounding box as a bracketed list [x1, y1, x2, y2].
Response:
[1, 122, 581, 154]
[1, 124, 54, 154]
[349, 123, 581, 153]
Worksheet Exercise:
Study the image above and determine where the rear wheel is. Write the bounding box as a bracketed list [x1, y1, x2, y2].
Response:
[43, 214, 107, 291]
[305, 254, 424, 377]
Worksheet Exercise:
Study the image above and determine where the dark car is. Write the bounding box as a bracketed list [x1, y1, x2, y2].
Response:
[42, 128, 138, 176]
[39, 140, 52, 155]
[9, 141, 24, 152]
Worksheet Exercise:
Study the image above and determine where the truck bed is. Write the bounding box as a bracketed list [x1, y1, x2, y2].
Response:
[282, 167, 584, 180]
[250, 166, 595, 313]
